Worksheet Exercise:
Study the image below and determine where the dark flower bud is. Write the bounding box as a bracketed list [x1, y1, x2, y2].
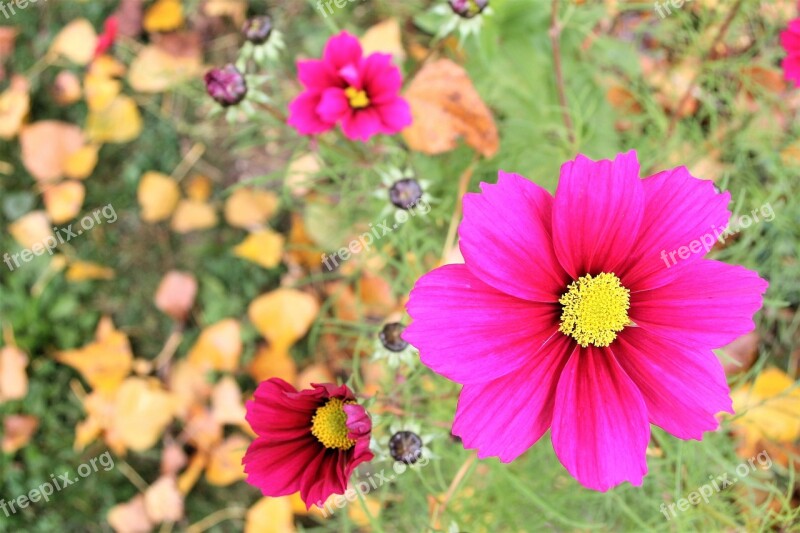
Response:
[243, 16, 273, 45]
[448, 0, 489, 19]
[204, 64, 247, 107]
[388, 178, 423, 210]
[389, 431, 423, 464]
[380, 322, 409, 352]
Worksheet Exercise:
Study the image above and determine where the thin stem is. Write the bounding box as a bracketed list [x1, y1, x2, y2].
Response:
[550, 0, 575, 146]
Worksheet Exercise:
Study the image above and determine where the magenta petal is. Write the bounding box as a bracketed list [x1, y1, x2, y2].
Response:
[340, 108, 382, 141]
[452, 334, 573, 462]
[551, 151, 645, 278]
[362, 53, 402, 103]
[288, 91, 335, 135]
[630, 259, 768, 349]
[458, 171, 569, 302]
[614, 328, 732, 440]
[404, 264, 561, 384]
[376, 98, 412, 133]
[783, 55, 800, 86]
[317, 88, 352, 124]
[243, 436, 319, 498]
[551, 346, 650, 491]
[323, 31, 363, 70]
[620, 166, 731, 290]
[298, 59, 338, 89]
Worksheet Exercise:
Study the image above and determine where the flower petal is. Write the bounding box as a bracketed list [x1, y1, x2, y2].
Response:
[452, 334, 574, 462]
[340, 108, 382, 141]
[288, 91, 335, 135]
[620, 166, 731, 290]
[551, 346, 650, 491]
[458, 171, 569, 302]
[614, 328, 732, 440]
[323, 31, 363, 71]
[317, 87, 352, 124]
[404, 264, 561, 384]
[362, 53, 402, 103]
[245, 378, 317, 439]
[376, 98, 412, 133]
[630, 259, 768, 349]
[298, 59, 339, 89]
[243, 435, 320, 498]
[551, 151, 645, 279]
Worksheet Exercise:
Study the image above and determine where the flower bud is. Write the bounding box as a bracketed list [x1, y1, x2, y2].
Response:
[448, 0, 489, 19]
[380, 322, 409, 352]
[389, 431, 423, 465]
[204, 64, 247, 107]
[243, 15, 273, 45]
[388, 178, 423, 210]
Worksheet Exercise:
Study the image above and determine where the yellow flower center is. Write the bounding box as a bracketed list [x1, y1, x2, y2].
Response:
[558, 272, 631, 348]
[345, 87, 370, 109]
[311, 398, 356, 450]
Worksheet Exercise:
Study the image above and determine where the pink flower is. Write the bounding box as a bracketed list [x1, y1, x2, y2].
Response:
[780, 19, 800, 86]
[403, 151, 768, 491]
[242, 378, 373, 508]
[288, 31, 412, 142]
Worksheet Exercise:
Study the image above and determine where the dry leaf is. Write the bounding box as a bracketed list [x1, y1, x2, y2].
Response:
[161, 442, 188, 477]
[138, 171, 181, 222]
[211, 376, 246, 426]
[154, 271, 197, 321]
[43, 180, 86, 224]
[0, 346, 28, 402]
[721, 332, 760, 377]
[143, 0, 184, 33]
[49, 18, 97, 65]
[296, 363, 335, 391]
[233, 229, 285, 269]
[52, 70, 83, 106]
[245, 497, 296, 533]
[86, 95, 143, 143]
[108, 495, 154, 533]
[0, 75, 29, 139]
[20, 121, 84, 182]
[224, 188, 279, 229]
[171, 199, 218, 233]
[248, 289, 319, 351]
[66, 261, 116, 282]
[361, 19, 405, 62]
[113, 378, 176, 452]
[248, 344, 297, 384]
[8, 211, 53, 249]
[144, 476, 184, 523]
[168, 360, 212, 419]
[402, 58, 499, 157]
[187, 319, 242, 372]
[57, 317, 132, 393]
[128, 41, 202, 93]
[206, 435, 249, 486]
[204, 0, 247, 25]
[2, 415, 39, 454]
[184, 174, 213, 201]
[63, 144, 100, 179]
[284, 153, 321, 198]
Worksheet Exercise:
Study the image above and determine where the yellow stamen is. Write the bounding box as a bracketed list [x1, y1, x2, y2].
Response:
[345, 86, 370, 109]
[310, 398, 356, 450]
[558, 272, 631, 348]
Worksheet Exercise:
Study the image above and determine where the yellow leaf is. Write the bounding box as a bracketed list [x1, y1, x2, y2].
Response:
[171, 199, 218, 233]
[56, 317, 132, 393]
[177, 453, 208, 495]
[113, 378, 176, 452]
[402, 59, 499, 157]
[84, 72, 122, 112]
[43, 180, 85, 224]
[296, 363, 335, 391]
[205, 435, 249, 486]
[2, 415, 39, 454]
[248, 344, 297, 384]
[0, 75, 29, 140]
[0, 346, 28, 402]
[20, 121, 84, 182]
[248, 289, 319, 351]
[8, 211, 53, 249]
[138, 172, 181, 222]
[86, 95, 143, 143]
[186, 319, 242, 372]
[128, 43, 202, 93]
[49, 18, 97, 65]
[233, 229, 285, 269]
[361, 19, 405, 62]
[245, 497, 296, 533]
[63, 144, 99, 179]
[224, 188, 279, 229]
[66, 260, 115, 282]
[185, 174, 213, 201]
[731, 367, 800, 450]
[144, 0, 184, 33]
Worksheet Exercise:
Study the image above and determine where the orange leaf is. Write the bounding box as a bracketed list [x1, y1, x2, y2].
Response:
[205, 435, 249, 486]
[43, 180, 86, 224]
[20, 121, 84, 182]
[245, 497, 296, 533]
[0, 346, 28, 402]
[187, 319, 242, 372]
[248, 344, 297, 384]
[56, 317, 132, 393]
[0, 75, 29, 140]
[170, 199, 218, 233]
[224, 188, 279, 229]
[143, 0, 184, 33]
[2, 415, 39, 454]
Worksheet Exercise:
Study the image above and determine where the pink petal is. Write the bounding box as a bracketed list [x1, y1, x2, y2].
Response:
[783, 55, 800, 86]
[299, 448, 347, 506]
[458, 171, 569, 302]
[452, 334, 574, 462]
[243, 435, 320, 498]
[376, 98, 412, 133]
[297, 59, 339, 89]
[340, 108, 383, 141]
[551, 151, 645, 279]
[551, 346, 650, 491]
[404, 264, 562, 384]
[630, 259, 768, 349]
[620, 166, 731, 290]
[323, 31, 363, 71]
[317, 87, 352, 124]
[245, 378, 317, 438]
[780, 21, 800, 52]
[614, 328, 733, 440]
[288, 91, 335, 135]
[362, 53, 402, 103]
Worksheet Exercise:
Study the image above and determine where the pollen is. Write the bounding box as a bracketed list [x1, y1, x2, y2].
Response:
[345, 86, 370, 109]
[311, 398, 357, 450]
[558, 272, 631, 348]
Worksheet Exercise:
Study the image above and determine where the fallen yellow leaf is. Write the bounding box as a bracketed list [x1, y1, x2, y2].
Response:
[56, 317, 132, 393]
[361, 18, 405, 62]
[0, 346, 28, 402]
[171, 199, 218, 233]
[113, 378, 176, 452]
[20, 121, 84, 182]
[233, 229, 285, 269]
[224, 188, 279, 229]
[66, 260, 115, 282]
[205, 434, 249, 486]
[43, 180, 86, 224]
[144, 0, 184, 33]
[0, 75, 29, 140]
[86, 95, 143, 144]
[248, 344, 297, 384]
[128, 42, 203, 93]
[248, 289, 319, 351]
[63, 144, 100, 180]
[49, 18, 97, 65]
[8, 211, 54, 249]
[245, 497, 296, 533]
[138, 171, 181, 222]
[186, 319, 242, 372]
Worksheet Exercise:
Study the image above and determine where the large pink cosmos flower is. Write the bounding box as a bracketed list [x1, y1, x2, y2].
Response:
[242, 378, 373, 507]
[403, 151, 768, 491]
[288, 31, 412, 142]
[781, 19, 800, 86]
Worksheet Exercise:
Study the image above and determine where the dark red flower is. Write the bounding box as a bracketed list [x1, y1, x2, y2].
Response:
[243, 378, 373, 508]
[204, 64, 247, 107]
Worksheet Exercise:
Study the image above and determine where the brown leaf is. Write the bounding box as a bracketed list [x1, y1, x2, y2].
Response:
[154, 271, 197, 321]
[2, 415, 38, 453]
[721, 332, 760, 377]
[403, 59, 499, 157]
[144, 476, 184, 523]
[108, 495, 154, 533]
[20, 121, 84, 182]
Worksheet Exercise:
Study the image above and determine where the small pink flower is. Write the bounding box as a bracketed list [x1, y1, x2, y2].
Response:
[242, 378, 373, 508]
[403, 151, 768, 492]
[288, 31, 412, 142]
[780, 19, 800, 86]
